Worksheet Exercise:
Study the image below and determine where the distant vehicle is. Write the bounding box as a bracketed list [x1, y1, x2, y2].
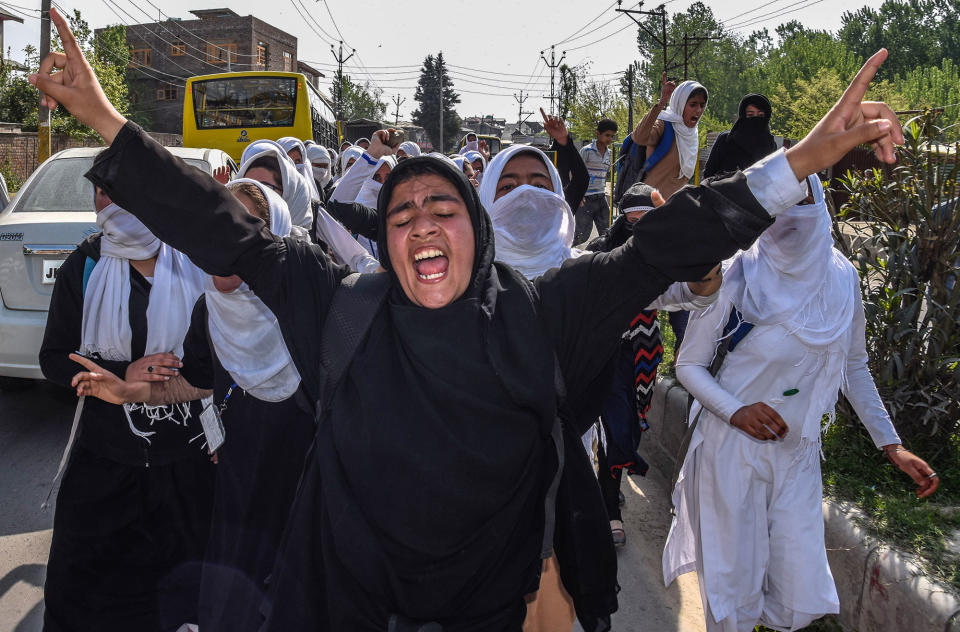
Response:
[456, 134, 503, 158]
[0, 146, 235, 388]
[183, 71, 339, 162]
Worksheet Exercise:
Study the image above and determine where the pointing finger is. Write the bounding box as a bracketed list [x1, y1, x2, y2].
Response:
[69, 353, 103, 373]
[50, 7, 84, 61]
[838, 49, 887, 113]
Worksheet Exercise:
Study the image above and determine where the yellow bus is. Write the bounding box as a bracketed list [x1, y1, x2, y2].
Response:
[182, 71, 339, 163]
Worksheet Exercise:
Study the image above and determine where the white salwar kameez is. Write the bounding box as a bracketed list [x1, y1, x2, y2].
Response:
[663, 184, 902, 630]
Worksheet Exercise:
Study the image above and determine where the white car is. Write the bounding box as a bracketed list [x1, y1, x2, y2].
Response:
[0, 146, 236, 388]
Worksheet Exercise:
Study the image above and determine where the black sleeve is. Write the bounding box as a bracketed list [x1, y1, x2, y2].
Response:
[702, 132, 727, 179]
[553, 138, 590, 209]
[327, 200, 379, 239]
[86, 122, 351, 403]
[180, 297, 214, 390]
[537, 171, 773, 431]
[39, 246, 131, 386]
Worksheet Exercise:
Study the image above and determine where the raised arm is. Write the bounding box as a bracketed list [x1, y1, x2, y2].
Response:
[541, 107, 589, 208]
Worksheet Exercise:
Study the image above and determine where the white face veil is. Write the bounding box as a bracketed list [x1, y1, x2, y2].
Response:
[479, 145, 575, 280]
[240, 139, 289, 166]
[206, 179, 301, 401]
[277, 136, 321, 204]
[355, 155, 397, 208]
[306, 144, 333, 188]
[722, 175, 857, 349]
[81, 195, 206, 438]
[657, 80, 707, 179]
[237, 147, 313, 229]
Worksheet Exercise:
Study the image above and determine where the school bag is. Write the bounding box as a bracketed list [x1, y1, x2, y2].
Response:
[613, 121, 675, 205]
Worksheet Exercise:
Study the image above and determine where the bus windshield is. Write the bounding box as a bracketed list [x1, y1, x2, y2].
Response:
[192, 76, 298, 129]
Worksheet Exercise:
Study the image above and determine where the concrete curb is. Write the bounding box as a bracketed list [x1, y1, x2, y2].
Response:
[646, 377, 960, 632]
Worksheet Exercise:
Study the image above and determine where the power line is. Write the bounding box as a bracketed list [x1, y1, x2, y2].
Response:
[555, 9, 626, 47]
[289, 0, 337, 47]
[0, 1, 39, 19]
[552, 0, 619, 46]
[138, 0, 261, 59]
[563, 15, 638, 53]
[718, 0, 794, 26]
[725, 0, 828, 31]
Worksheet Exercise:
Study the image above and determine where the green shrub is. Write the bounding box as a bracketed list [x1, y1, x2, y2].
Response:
[835, 111, 960, 442]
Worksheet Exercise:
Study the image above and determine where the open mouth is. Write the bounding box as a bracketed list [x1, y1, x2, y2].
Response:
[413, 246, 449, 282]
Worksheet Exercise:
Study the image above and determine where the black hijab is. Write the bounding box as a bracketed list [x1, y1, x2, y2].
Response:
[314, 156, 559, 622]
[727, 93, 777, 163]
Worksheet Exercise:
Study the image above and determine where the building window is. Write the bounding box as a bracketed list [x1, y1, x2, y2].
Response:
[282, 50, 293, 71]
[130, 48, 152, 67]
[156, 85, 179, 101]
[206, 42, 238, 65]
[257, 44, 267, 67]
[170, 41, 186, 56]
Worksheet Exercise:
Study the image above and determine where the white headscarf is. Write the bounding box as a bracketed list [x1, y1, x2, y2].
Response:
[306, 144, 333, 188]
[355, 155, 397, 209]
[463, 150, 486, 184]
[340, 146, 364, 173]
[657, 80, 707, 180]
[397, 141, 421, 158]
[240, 139, 289, 166]
[205, 179, 301, 402]
[479, 144, 576, 279]
[722, 175, 857, 349]
[237, 147, 313, 230]
[277, 136, 321, 204]
[459, 133, 479, 155]
[81, 201, 206, 437]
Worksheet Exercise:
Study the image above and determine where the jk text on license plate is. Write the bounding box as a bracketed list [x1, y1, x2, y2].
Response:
[42, 259, 65, 284]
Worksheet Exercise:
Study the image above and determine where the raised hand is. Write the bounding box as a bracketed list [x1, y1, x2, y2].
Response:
[540, 107, 569, 146]
[785, 49, 904, 179]
[29, 8, 126, 143]
[368, 129, 397, 159]
[658, 71, 676, 108]
[478, 139, 491, 162]
[213, 165, 230, 185]
[69, 353, 149, 404]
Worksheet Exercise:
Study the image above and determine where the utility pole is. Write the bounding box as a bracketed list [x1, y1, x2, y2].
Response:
[681, 32, 721, 79]
[540, 45, 566, 116]
[626, 64, 636, 131]
[617, 1, 670, 76]
[329, 40, 355, 121]
[514, 90, 532, 135]
[438, 71, 444, 152]
[37, 0, 51, 163]
[391, 94, 405, 126]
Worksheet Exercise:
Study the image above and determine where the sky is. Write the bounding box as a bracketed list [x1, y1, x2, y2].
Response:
[1, 0, 886, 122]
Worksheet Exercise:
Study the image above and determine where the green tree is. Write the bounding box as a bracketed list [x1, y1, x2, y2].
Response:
[411, 52, 461, 152]
[0, 10, 131, 139]
[558, 63, 579, 120]
[839, 0, 945, 80]
[333, 72, 387, 121]
[895, 59, 960, 140]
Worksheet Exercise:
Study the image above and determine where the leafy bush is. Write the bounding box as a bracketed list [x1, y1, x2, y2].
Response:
[835, 111, 960, 441]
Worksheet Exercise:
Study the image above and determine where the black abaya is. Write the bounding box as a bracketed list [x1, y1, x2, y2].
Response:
[87, 123, 774, 630]
[179, 297, 315, 632]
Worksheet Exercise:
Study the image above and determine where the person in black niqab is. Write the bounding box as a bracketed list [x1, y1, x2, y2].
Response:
[703, 93, 778, 178]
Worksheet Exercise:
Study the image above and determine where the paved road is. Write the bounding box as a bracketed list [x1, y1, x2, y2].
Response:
[0, 380, 706, 632]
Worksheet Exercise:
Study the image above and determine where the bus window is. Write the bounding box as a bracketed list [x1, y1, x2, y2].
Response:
[192, 76, 298, 129]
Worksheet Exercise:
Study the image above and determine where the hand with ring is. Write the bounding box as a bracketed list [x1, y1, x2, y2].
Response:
[884, 444, 939, 498]
[125, 353, 182, 383]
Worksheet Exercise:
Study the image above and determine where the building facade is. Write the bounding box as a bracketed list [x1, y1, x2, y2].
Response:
[100, 8, 307, 134]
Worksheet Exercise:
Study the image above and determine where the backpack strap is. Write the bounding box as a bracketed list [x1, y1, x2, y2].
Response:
[668, 306, 752, 510]
[510, 271, 567, 560]
[81, 256, 96, 296]
[642, 121, 675, 174]
[316, 272, 392, 416]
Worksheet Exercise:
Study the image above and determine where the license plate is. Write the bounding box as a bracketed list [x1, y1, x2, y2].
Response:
[42, 259, 65, 284]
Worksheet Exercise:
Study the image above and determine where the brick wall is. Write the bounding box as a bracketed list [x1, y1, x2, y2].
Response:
[0, 131, 182, 187]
